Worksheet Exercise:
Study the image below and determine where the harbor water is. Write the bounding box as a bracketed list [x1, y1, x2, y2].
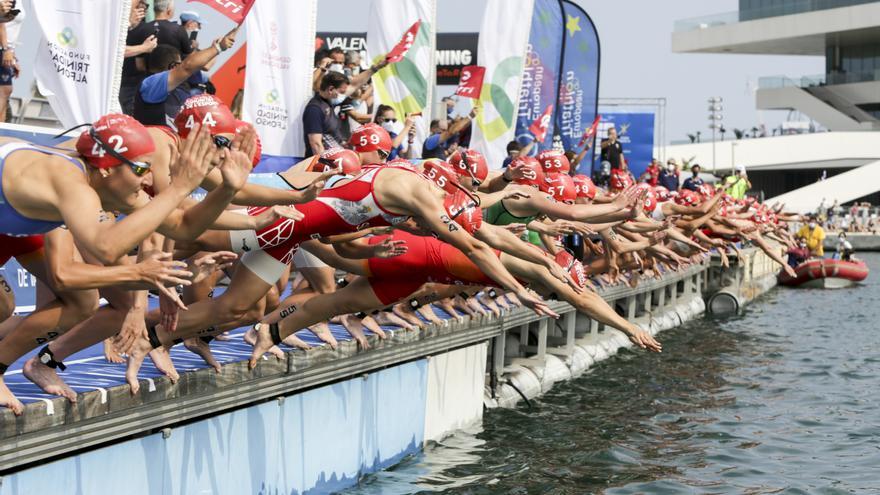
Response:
[344, 253, 880, 494]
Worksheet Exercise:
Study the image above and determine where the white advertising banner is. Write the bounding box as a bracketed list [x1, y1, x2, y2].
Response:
[243, 0, 317, 157]
[27, 0, 129, 128]
[470, 0, 535, 169]
[367, 0, 436, 158]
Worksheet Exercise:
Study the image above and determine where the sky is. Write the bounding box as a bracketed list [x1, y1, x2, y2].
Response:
[13, 0, 824, 144]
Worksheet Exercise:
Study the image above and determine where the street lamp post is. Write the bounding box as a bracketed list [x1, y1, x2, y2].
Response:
[731, 142, 738, 172]
[708, 97, 724, 174]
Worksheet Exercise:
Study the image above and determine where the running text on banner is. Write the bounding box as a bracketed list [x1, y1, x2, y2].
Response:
[187, 0, 256, 24]
[454, 65, 485, 99]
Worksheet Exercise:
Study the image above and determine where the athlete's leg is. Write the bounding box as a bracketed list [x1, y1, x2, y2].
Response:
[249, 277, 390, 367]
[0, 251, 99, 414]
[501, 254, 661, 352]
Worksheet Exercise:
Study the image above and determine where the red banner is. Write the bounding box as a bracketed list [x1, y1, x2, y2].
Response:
[578, 114, 601, 147]
[187, 0, 256, 24]
[529, 105, 553, 143]
[454, 65, 485, 99]
[385, 20, 421, 63]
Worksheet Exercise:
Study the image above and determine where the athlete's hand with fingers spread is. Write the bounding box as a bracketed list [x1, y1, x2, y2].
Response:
[546, 260, 584, 294]
[371, 238, 408, 258]
[137, 251, 193, 288]
[252, 205, 304, 229]
[220, 128, 255, 192]
[189, 251, 238, 284]
[516, 289, 558, 318]
[172, 124, 217, 193]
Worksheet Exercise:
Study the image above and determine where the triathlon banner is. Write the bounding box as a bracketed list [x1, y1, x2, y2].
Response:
[595, 112, 655, 178]
[556, 0, 601, 157]
[471, 0, 536, 169]
[243, 0, 317, 159]
[28, 0, 129, 128]
[368, 0, 436, 158]
[515, 0, 564, 153]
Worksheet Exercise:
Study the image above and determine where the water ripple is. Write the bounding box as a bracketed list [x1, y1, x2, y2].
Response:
[342, 253, 880, 495]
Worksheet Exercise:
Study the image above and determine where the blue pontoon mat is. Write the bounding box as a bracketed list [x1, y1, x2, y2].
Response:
[3, 289, 479, 405]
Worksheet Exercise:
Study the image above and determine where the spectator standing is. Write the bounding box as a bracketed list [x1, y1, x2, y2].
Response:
[302, 72, 349, 156]
[600, 127, 625, 170]
[639, 158, 660, 186]
[0, 3, 23, 122]
[797, 215, 826, 257]
[121, 0, 194, 115]
[133, 27, 238, 127]
[374, 105, 416, 160]
[722, 165, 752, 200]
[441, 96, 457, 118]
[681, 164, 705, 192]
[658, 158, 680, 191]
[422, 108, 475, 160]
[502, 138, 535, 168]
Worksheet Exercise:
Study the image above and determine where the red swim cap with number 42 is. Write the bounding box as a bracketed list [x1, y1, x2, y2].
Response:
[76, 113, 156, 169]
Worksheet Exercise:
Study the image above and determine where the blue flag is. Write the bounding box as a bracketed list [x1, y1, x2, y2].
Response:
[556, 0, 600, 170]
[514, 0, 564, 154]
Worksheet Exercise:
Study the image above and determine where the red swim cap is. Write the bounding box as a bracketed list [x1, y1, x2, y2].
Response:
[448, 149, 488, 184]
[536, 149, 570, 174]
[572, 174, 597, 200]
[653, 185, 671, 202]
[544, 173, 577, 204]
[444, 189, 482, 235]
[555, 250, 587, 288]
[675, 189, 700, 207]
[609, 168, 633, 192]
[175, 94, 237, 138]
[422, 160, 459, 195]
[350, 123, 393, 154]
[510, 156, 546, 191]
[312, 148, 361, 175]
[76, 113, 156, 169]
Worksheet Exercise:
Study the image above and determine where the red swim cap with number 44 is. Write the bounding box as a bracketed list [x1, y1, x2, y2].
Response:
[76, 113, 156, 169]
[174, 94, 238, 138]
[349, 123, 393, 154]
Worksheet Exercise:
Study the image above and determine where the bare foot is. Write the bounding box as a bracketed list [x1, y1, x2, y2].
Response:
[0, 376, 24, 416]
[103, 339, 125, 364]
[248, 323, 276, 369]
[148, 347, 179, 384]
[125, 335, 154, 394]
[391, 304, 426, 328]
[373, 310, 414, 330]
[281, 334, 311, 350]
[214, 332, 232, 341]
[339, 315, 371, 350]
[244, 326, 285, 359]
[436, 298, 464, 321]
[416, 304, 445, 324]
[22, 357, 77, 403]
[183, 338, 221, 373]
[308, 322, 338, 349]
[359, 316, 387, 339]
[477, 294, 501, 318]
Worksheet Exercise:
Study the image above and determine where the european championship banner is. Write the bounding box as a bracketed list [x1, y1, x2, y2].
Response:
[368, 0, 437, 158]
[595, 112, 655, 179]
[471, 0, 536, 169]
[243, 0, 317, 161]
[28, 0, 130, 127]
[515, 0, 564, 154]
[556, 0, 600, 159]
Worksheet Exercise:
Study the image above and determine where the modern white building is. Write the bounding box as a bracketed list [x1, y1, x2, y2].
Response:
[670, 0, 880, 211]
